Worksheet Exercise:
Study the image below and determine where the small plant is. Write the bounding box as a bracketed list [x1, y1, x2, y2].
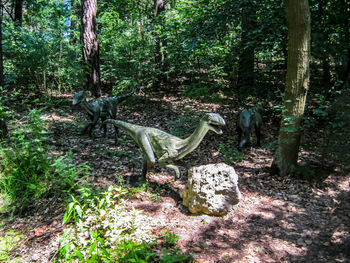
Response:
[219, 140, 244, 163]
[162, 230, 179, 248]
[57, 185, 154, 262]
[150, 193, 161, 202]
[56, 186, 193, 262]
[115, 175, 126, 186]
[117, 240, 156, 262]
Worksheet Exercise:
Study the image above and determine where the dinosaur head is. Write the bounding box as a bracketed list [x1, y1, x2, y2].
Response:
[72, 91, 85, 105]
[203, 113, 226, 135]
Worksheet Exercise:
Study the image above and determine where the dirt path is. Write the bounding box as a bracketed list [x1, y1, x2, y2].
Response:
[3, 92, 350, 262]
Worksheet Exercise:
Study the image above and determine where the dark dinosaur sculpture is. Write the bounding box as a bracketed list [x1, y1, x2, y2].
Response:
[72, 88, 135, 139]
[103, 113, 226, 179]
[237, 104, 263, 150]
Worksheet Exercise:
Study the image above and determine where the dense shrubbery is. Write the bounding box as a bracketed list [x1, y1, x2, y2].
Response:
[0, 109, 88, 208]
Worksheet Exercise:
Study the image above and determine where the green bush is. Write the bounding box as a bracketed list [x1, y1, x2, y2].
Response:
[0, 109, 88, 206]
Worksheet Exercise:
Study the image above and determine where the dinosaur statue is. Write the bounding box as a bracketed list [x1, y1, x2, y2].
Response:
[236, 104, 263, 150]
[103, 113, 226, 179]
[72, 88, 135, 139]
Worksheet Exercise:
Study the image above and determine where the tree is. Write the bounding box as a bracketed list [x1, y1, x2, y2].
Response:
[271, 0, 311, 176]
[153, 0, 166, 88]
[237, 0, 256, 97]
[14, 0, 23, 26]
[81, 0, 101, 97]
[0, 0, 4, 88]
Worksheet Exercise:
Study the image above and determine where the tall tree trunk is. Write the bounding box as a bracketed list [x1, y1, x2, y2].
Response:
[153, 0, 166, 89]
[0, 1, 7, 139]
[271, 0, 311, 176]
[340, 0, 350, 87]
[237, 1, 255, 97]
[70, 0, 80, 45]
[0, 0, 4, 88]
[317, 0, 332, 91]
[81, 0, 101, 98]
[14, 0, 23, 26]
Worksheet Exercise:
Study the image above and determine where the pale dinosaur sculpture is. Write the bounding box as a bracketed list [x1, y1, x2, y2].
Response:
[103, 113, 226, 179]
[72, 88, 135, 139]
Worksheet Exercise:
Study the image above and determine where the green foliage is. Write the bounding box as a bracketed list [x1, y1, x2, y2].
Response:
[3, 0, 83, 92]
[161, 230, 179, 248]
[219, 140, 244, 163]
[0, 229, 24, 262]
[149, 193, 161, 202]
[0, 109, 89, 207]
[113, 79, 138, 95]
[117, 241, 156, 262]
[160, 248, 193, 263]
[0, 92, 6, 121]
[2, 0, 348, 99]
[303, 93, 346, 130]
[182, 86, 211, 99]
[56, 185, 192, 262]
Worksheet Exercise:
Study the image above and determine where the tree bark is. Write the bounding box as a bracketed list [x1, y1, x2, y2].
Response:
[0, 119, 7, 139]
[0, 0, 6, 139]
[153, 0, 166, 89]
[0, 0, 4, 88]
[81, 0, 101, 98]
[340, 0, 350, 87]
[237, 1, 255, 97]
[271, 0, 311, 176]
[14, 0, 23, 26]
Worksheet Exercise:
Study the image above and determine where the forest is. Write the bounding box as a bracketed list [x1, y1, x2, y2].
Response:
[0, 0, 349, 262]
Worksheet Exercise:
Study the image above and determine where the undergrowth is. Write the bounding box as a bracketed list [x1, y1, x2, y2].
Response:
[56, 185, 193, 262]
[0, 228, 23, 262]
[0, 109, 89, 211]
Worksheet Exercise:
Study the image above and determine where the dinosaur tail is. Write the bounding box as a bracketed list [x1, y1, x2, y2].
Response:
[113, 88, 136, 103]
[102, 119, 139, 140]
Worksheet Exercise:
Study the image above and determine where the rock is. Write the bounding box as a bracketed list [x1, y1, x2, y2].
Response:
[181, 163, 242, 216]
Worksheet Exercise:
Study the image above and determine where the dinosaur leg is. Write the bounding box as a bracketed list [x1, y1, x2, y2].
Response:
[88, 112, 100, 137]
[165, 164, 181, 179]
[255, 123, 261, 147]
[82, 114, 93, 134]
[109, 109, 119, 142]
[236, 125, 242, 150]
[174, 159, 192, 176]
[100, 116, 108, 137]
[158, 152, 181, 179]
[139, 133, 156, 178]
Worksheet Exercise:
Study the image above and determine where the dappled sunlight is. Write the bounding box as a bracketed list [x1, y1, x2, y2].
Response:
[40, 112, 75, 124]
[2, 91, 349, 262]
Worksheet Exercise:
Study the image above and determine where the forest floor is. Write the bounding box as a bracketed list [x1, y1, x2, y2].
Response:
[1, 90, 350, 262]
